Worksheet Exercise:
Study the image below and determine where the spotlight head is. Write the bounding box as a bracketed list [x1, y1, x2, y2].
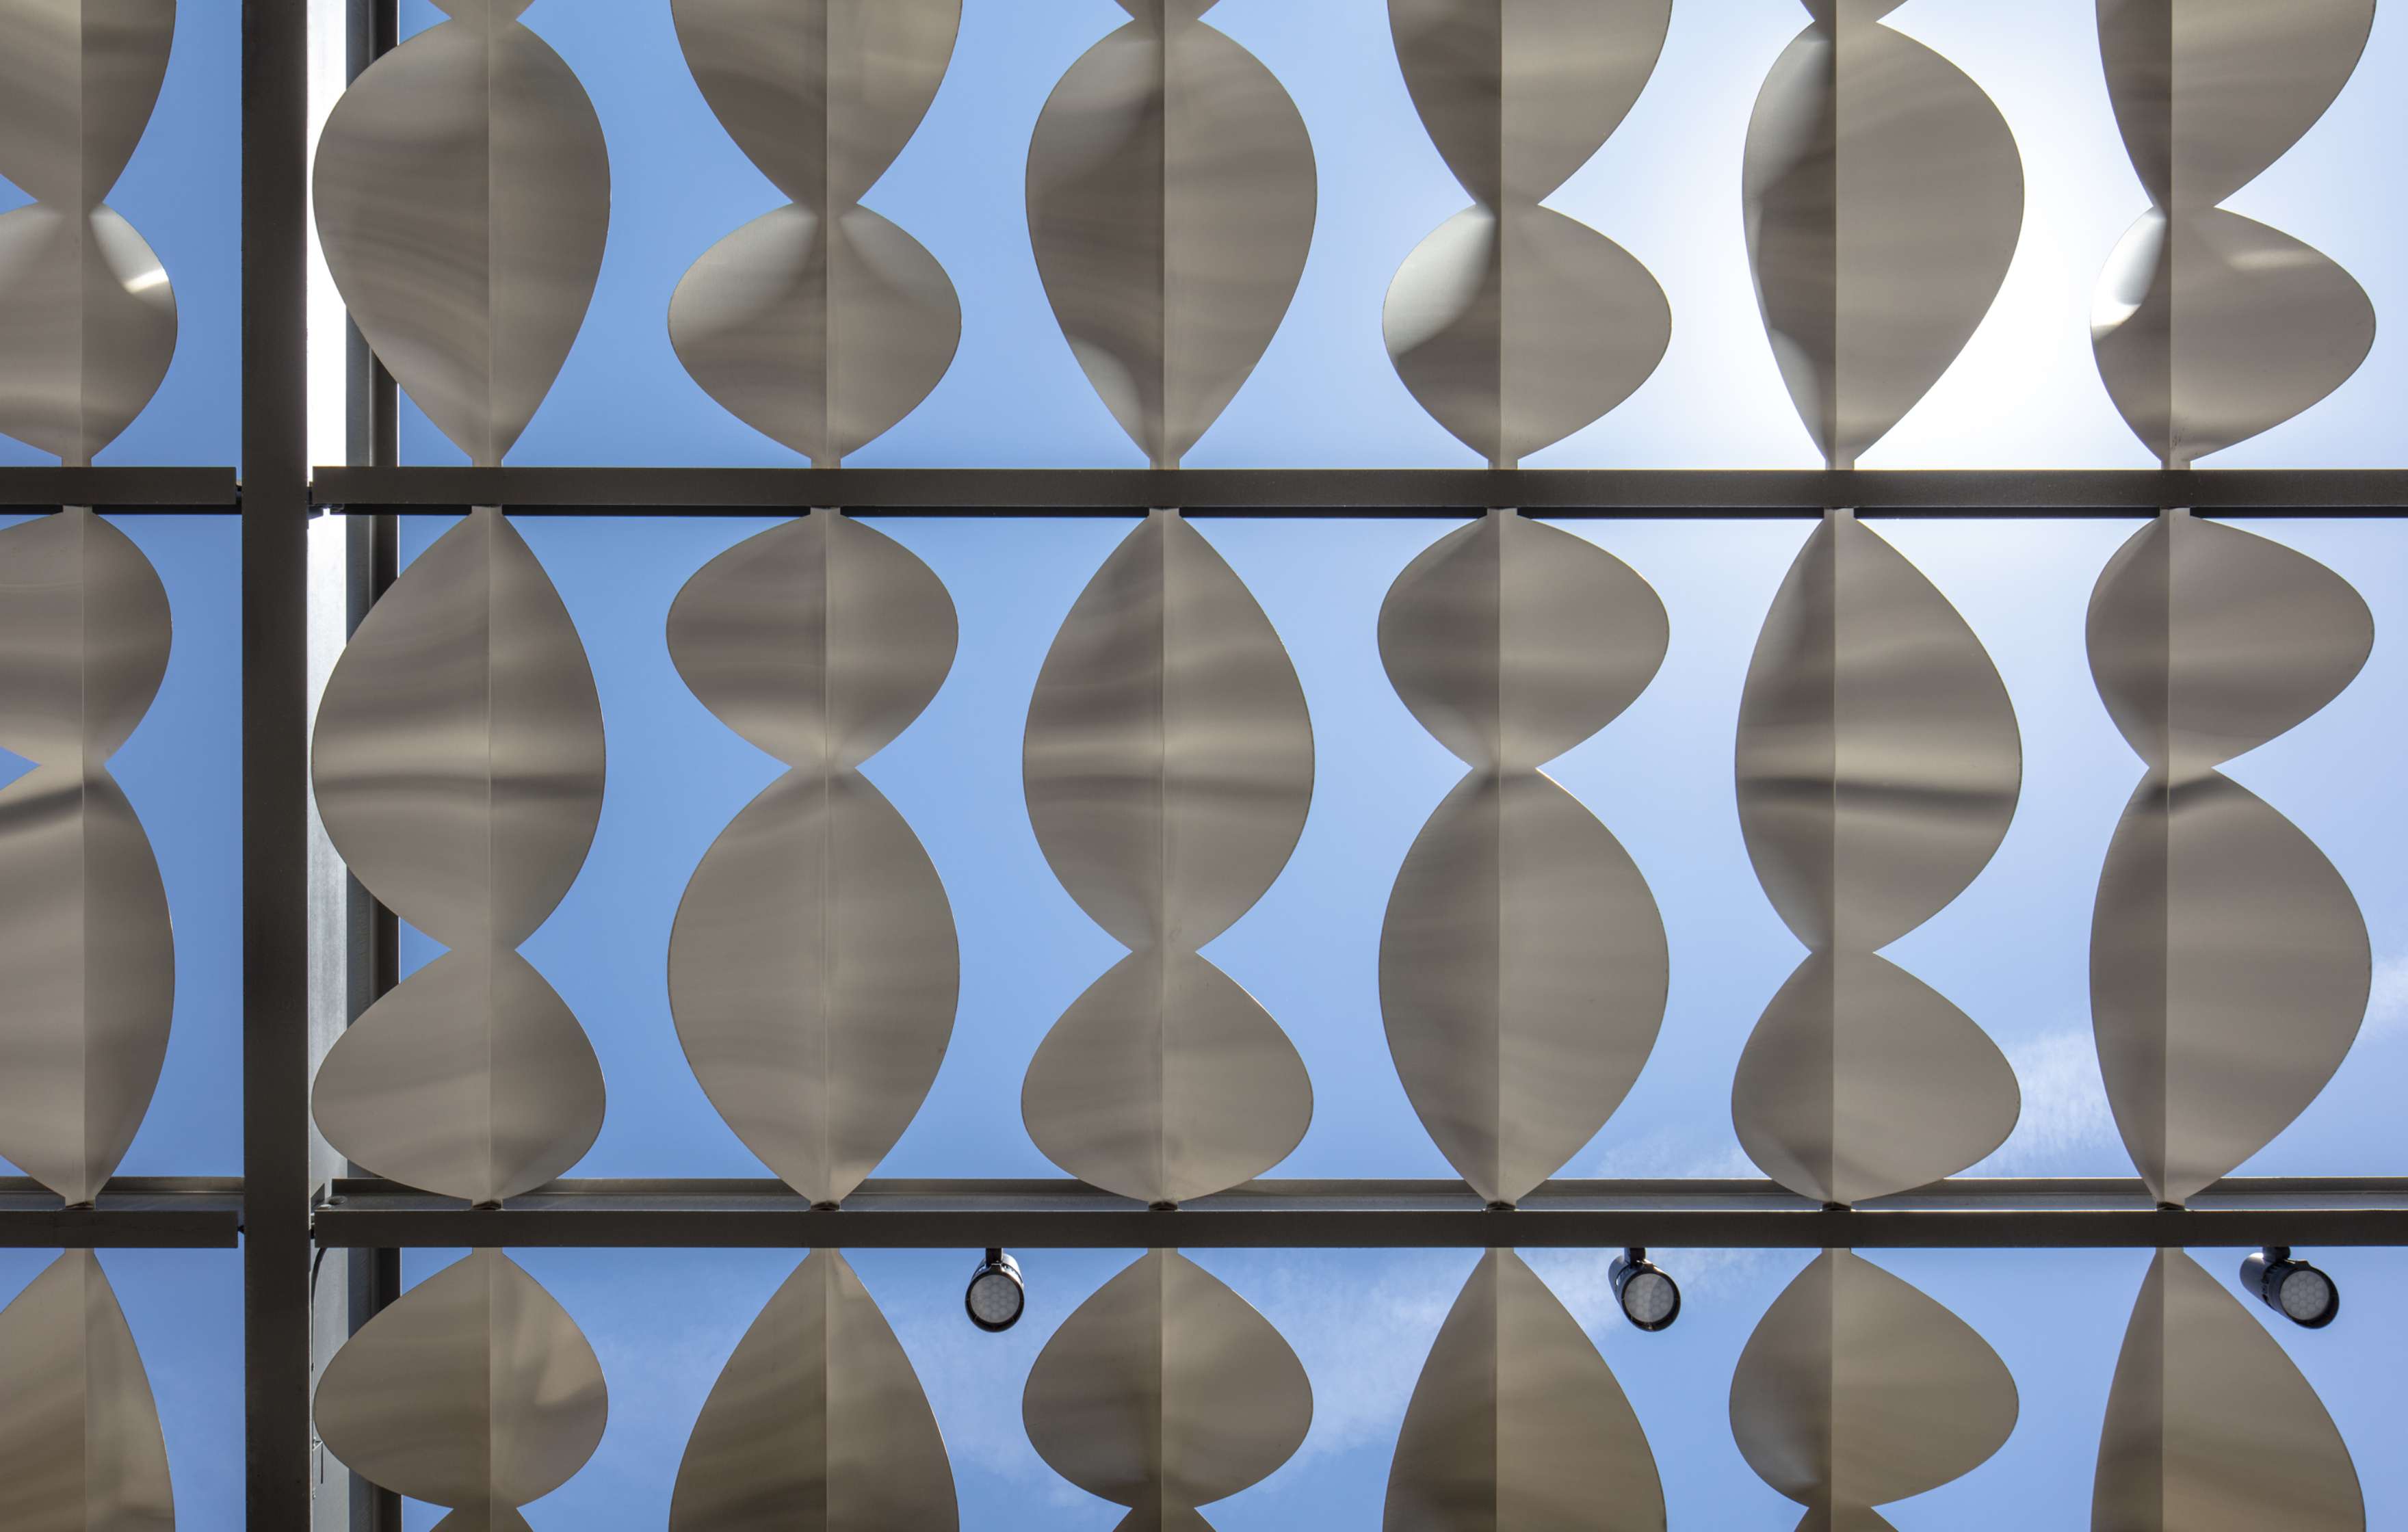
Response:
[2240, 1247, 2340, 1330]
[965, 1248, 1025, 1333]
[1608, 1247, 1681, 1332]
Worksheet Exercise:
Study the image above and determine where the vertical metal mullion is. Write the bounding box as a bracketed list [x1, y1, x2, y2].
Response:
[243, 0, 314, 1527]
[332, 5, 402, 1529]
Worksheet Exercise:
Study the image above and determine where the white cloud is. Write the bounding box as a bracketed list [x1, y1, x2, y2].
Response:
[1217, 1252, 1462, 1467]
[1970, 1026, 2121, 1175]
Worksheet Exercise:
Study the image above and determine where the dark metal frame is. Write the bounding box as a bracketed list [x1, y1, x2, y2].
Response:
[0, 5, 2400, 1527]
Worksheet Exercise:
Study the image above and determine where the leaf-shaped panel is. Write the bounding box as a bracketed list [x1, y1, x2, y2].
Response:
[2093, 209, 2374, 468]
[667, 510, 956, 773]
[672, 0, 960, 208]
[1388, 0, 1669, 207]
[0, 1250, 174, 1532]
[670, 204, 961, 465]
[1383, 773, 1666, 1206]
[1731, 1250, 2017, 1525]
[315, 1248, 608, 1519]
[1744, 14, 2023, 465]
[2097, 0, 2373, 209]
[670, 771, 956, 1205]
[2087, 516, 2372, 778]
[313, 3, 609, 464]
[1736, 515, 2021, 954]
[1023, 949, 1311, 1207]
[1024, 1250, 1311, 1521]
[1385, 205, 1670, 468]
[0, 510, 173, 1206]
[2092, 1250, 2361, 1531]
[312, 947, 605, 1205]
[1027, 5, 1316, 466]
[1025, 512, 1313, 954]
[670, 1250, 956, 1530]
[1385, 1249, 1664, 1531]
[1732, 951, 2019, 1206]
[0, 0, 176, 209]
[0, 204, 178, 465]
[1378, 512, 1666, 777]
[312, 508, 605, 952]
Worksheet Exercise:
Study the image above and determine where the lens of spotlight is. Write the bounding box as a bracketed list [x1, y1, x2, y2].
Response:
[1608, 1247, 1681, 1332]
[965, 1249, 1025, 1333]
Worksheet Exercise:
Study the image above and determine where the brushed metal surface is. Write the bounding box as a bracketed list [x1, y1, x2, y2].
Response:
[670, 1249, 957, 1530]
[311, 507, 607, 1204]
[1027, 1, 1316, 467]
[313, 0, 609, 466]
[0, 1250, 174, 1532]
[1730, 1248, 2017, 1529]
[2093, 0, 2375, 466]
[2091, 1249, 2361, 1531]
[1385, 1248, 1664, 1530]
[0, 0, 177, 466]
[1021, 511, 1314, 1205]
[1023, 1247, 1311, 1527]
[1383, 0, 1671, 466]
[315, 1247, 608, 1524]
[1731, 514, 2021, 1205]
[2088, 514, 2372, 1205]
[667, 510, 959, 1206]
[0, 509, 173, 1208]
[1743, 1, 2023, 467]
[670, 0, 963, 464]
[1378, 512, 1668, 1206]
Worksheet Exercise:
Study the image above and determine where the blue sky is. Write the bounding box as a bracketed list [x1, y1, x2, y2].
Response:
[5, 0, 2408, 1527]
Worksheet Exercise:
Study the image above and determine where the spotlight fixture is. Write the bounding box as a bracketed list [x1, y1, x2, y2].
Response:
[1608, 1247, 1681, 1332]
[965, 1248, 1026, 1333]
[2239, 1247, 2340, 1330]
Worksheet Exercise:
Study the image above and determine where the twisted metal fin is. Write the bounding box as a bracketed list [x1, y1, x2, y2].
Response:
[1027, 4, 1316, 466]
[670, 1249, 958, 1531]
[1023, 1250, 1312, 1519]
[315, 1248, 608, 1520]
[1731, 1250, 2017, 1523]
[313, 2, 609, 464]
[1385, 1249, 1665, 1530]
[2092, 1250, 2361, 1530]
[0, 1250, 175, 1532]
[1744, 8, 2022, 465]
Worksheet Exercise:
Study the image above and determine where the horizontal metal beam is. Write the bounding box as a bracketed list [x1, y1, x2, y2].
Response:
[0, 466, 241, 509]
[308, 466, 2408, 516]
[311, 1176, 2408, 1250]
[0, 1178, 246, 1248]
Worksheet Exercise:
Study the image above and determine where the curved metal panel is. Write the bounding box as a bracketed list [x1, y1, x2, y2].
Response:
[670, 0, 962, 464]
[2092, 1249, 2361, 1531]
[1383, 1, 1671, 466]
[311, 508, 606, 1203]
[670, 1250, 957, 1531]
[0, 1250, 174, 1532]
[1731, 1249, 2017, 1528]
[316, 1248, 609, 1522]
[1732, 515, 2021, 1204]
[1023, 1249, 1311, 1523]
[667, 512, 959, 1206]
[1385, 1249, 1664, 1531]
[2087, 516, 2372, 1206]
[0, 1, 177, 466]
[0, 509, 173, 1207]
[1022, 513, 1314, 1204]
[1377, 513, 1668, 1205]
[1744, 8, 2023, 466]
[313, 0, 609, 466]
[1027, 4, 1316, 467]
[2091, 0, 2374, 466]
